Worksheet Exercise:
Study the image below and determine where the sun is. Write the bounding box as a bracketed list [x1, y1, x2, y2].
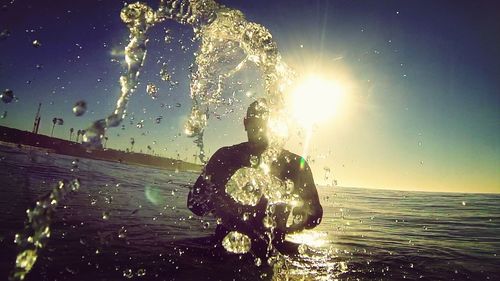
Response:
[288, 75, 346, 128]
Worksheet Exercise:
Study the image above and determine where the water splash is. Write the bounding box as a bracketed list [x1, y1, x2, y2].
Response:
[85, 0, 293, 157]
[84, 0, 295, 259]
[82, 2, 157, 148]
[222, 231, 252, 254]
[9, 179, 81, 281]
[9, 1, 305, 279]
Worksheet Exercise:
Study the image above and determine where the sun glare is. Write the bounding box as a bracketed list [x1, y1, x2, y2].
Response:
[288, 75, 346, 128]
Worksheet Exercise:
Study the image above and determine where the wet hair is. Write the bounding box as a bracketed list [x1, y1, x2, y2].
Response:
[246, 98, 269, 119]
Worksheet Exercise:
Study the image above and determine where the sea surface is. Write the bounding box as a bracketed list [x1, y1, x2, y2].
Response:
[0, 144, 499, 280]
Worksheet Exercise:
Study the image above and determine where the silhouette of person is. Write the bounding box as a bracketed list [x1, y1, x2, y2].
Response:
[188, 98, 322, 257]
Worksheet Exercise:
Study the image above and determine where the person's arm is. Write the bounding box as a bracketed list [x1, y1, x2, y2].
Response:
[187, 148, 225, 216]
[286, 160, 323, 233]
[187, 172, 216, 216]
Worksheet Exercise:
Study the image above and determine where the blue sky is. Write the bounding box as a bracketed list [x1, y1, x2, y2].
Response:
[0, 0, 498, 192]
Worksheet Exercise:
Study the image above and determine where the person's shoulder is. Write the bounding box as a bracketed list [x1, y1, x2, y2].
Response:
[280, 149, 303, 163]
[210, 142, 248, 159]
[214, 142, 247, 154]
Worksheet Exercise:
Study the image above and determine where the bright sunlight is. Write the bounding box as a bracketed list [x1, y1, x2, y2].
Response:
[288, 75, 346, 128]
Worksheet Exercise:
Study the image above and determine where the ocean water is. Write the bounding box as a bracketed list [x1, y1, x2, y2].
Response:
[0, 144, 499, 280]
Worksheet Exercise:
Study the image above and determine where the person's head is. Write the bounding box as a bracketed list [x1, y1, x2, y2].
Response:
[244, 98, 269, 147]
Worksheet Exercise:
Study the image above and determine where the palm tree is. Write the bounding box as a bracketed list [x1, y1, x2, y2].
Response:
[76, 129, 82, 142]
[50, 118, 64, 137]
[69, 128, 74, 141]
[130, 138, 135, 152]
[51, 118, 57, 137]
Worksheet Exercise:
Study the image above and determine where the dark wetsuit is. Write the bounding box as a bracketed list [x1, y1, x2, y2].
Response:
[188, 142, 323, 257]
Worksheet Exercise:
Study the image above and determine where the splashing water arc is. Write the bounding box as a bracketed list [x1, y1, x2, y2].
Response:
[83, 0, 294, 164]
[11, 1, 298, 280]
[82, 0, 297, 256]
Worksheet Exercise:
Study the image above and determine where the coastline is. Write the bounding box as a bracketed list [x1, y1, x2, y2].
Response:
[0, 125, 202, 172]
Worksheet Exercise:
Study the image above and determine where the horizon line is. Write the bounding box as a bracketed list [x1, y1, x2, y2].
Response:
[319, 185, 500, 195]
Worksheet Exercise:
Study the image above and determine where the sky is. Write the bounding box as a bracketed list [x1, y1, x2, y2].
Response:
[0, 0, 498, 193]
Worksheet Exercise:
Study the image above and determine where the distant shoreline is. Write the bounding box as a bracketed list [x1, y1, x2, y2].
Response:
[0, 125, 202, 172]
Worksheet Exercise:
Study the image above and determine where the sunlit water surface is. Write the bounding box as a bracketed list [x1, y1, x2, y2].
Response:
[0, 145, 499, 280]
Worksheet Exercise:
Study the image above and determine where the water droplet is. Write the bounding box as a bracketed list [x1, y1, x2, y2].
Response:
[146, 83, 158, 99]
[72, 100, 87, 116]
[462, 201, 466, 206]
[1, 89, 14, 103]
[242, 212, 250, 221]
[160, 66, 171, 81]
[249, 155, 259, 167]
[136, 268, 146, 277]
[32, 40, 41, 47]
[82, 119, 106, 148]
[102, 212, 109, 220]
[293, 214, 303, 225]
[298, 244, 308, 254]
[222, 231, 251, 254]
[263, 215, 276, 228]
[0, 111, 7, 119]
[118, 226, 127, 238]
[0, 29, 10, 40]
[123, 268, 133, 278]
[105, 114, 121, 127]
